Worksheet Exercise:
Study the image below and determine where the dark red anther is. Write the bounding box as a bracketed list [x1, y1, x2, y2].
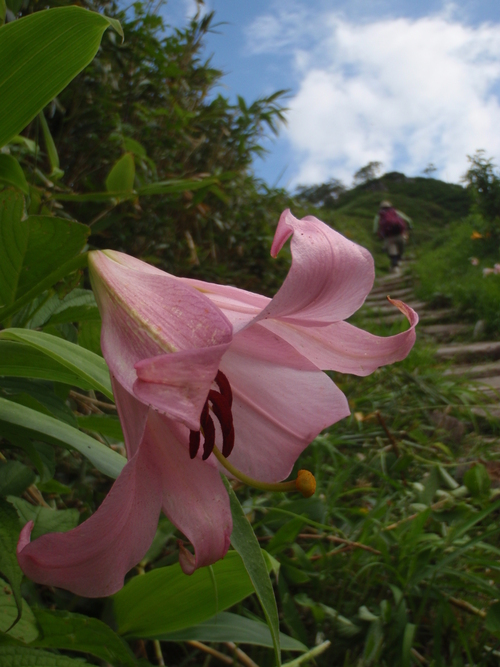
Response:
[215, 371, 233, 408]
[189, 401, 209, 459]
[208, 390, 234, 457]
[201, 412, 216, 460]
[189, 373, 235, 460]
[189, 430, 201, 459]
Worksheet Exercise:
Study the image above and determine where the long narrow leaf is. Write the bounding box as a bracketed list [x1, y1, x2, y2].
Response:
[0, 329, 112, 399]
[0, 396, 125, 478]
[222, 477, 281, 667]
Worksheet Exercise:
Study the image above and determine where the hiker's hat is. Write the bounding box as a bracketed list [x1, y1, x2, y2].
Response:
[380, 200, 392, 208]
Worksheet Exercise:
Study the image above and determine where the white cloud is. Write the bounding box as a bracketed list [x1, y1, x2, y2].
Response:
[246, 5, 500, 185]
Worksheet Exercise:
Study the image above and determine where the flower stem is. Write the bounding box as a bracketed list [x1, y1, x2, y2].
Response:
[212, 446, 316, 497]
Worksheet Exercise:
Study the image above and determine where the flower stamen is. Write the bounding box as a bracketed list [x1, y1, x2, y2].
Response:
[189, 371, 234, 460]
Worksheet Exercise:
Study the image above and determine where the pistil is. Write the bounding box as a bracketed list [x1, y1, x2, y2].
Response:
[212, 445, 316, 498]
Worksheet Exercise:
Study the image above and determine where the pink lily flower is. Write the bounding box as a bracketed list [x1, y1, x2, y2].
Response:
[17, 210, 418, 597]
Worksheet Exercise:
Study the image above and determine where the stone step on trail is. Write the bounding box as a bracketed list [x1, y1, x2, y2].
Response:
[435, 341, 500, 363]
[444, 360, 500, 379]
[370, 268, 500, 427]
[419, 323, 472, 341]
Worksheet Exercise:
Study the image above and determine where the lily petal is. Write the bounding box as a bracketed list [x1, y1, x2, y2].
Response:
[262, 299, 419, 375]
[134, 344, 230, 431]
[89, 251, 233, 395]
[112, 376, 149, 458]
[181, 278, 268, 333]
[17, 436, 163, 598]
[253, 209, 375, 326]
[218, 325, 350, 482]
[143, 411, 232, 574]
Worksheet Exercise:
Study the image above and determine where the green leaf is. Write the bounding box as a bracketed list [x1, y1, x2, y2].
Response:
[114, 551, 261, 638]
[486, 601, 500, 634]
[137, 177, 218, 196]
[156, 612, 306, 651]
[401, 623, 416, 667]
[0, 189, 25, 310]
[0, 461, 35, 497]
[77, 415, 124, 441]
[38, 110, 63, 179]
[463, 463, 491, 499]
[106, 153, 135, 193]
[78, 320, 103, 357]
[8, 496, 79, 540]
[0, 155, 28, 194]
[0, 6, 122, 148]
[0, 646, 90, 667]
[0, 329, 112, 400]
[0, 252, 89, 324]
[0, 195, 88, 318]
[222, 477, 281, 666]
[0, 397, 126, 479]
[0, 578, 38, 643]
[31, 609, 137, 666]
[0, 341, 93, 389]
[0, 499, 23, 627]
[47, 289, 100, 326]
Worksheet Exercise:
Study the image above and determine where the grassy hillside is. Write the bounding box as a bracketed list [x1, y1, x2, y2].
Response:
[302, 172, 471, 273]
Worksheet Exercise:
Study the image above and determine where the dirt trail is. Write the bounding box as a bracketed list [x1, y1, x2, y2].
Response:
[360, 263, 500, 420]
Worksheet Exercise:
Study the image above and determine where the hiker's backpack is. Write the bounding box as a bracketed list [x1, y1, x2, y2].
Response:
[378, 207, 406, 238]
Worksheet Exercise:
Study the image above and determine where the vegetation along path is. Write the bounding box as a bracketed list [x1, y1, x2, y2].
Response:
[362, 263, 500, 422]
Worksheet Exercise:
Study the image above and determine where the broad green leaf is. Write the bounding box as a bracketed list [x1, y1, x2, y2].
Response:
[0, 397, 126, 479]
[8, 496, 79, 540]
[114, 551, 262, 638]
[0, 329, 112, 399]
[0, 341, 93, 389]
[223, 478, 281, 666]
[0, 461, 35, 497]
[106, 153, 135, 193]
[0, 155, 28, 194]
[31, 609, 137, 666]
[0, 0, 5, 27]
[0, 190, 25, 310]
[15, 216, 88, 301]
[123, 137, 147, 157]
[0, 499, 23, 626]
[0, 6, 122, 148]
[0, 579, 38, 643]
[77, 415, 124, 441]
[0, 252, 89, 324]
[78, 320, 103, 357]
[0, 646, 90, 667]
[0, 197, 88, 318]
[47, 289, 100, 326]
[157, 612, 306, 651]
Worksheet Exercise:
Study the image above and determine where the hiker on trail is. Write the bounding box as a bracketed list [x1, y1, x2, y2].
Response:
[373, 200, 412, 271]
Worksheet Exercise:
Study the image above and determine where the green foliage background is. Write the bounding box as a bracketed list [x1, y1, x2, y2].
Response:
[2, 0, 500, 666]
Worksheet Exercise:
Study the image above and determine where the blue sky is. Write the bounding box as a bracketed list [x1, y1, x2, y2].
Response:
[164, 1, 500, 190]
